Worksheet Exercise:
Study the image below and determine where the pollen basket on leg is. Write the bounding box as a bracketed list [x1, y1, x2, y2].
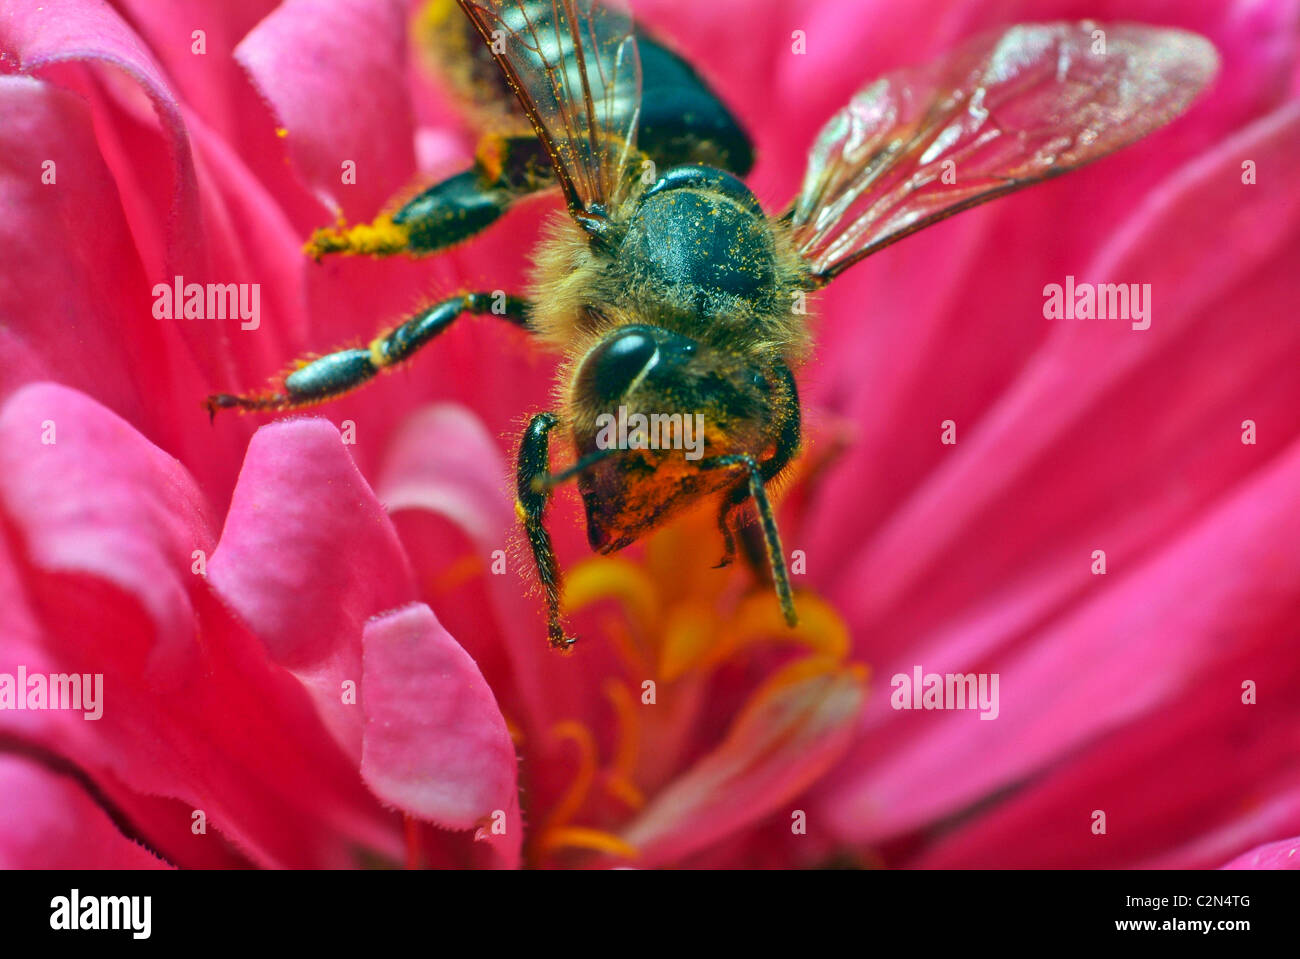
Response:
[305, 214, 413, 259]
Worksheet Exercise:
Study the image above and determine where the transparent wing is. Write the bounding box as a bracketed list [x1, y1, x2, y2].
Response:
[790, 22, 1218, 282]
[456, 0, 642, 213]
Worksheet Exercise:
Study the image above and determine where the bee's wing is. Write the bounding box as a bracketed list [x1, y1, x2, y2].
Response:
[789, 23, 1218, 283]
[456, 0, 642, 214]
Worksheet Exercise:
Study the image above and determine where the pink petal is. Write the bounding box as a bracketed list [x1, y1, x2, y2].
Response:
[0, 756, 170, 869]
[235, 0, 416, 218]
[0, 77, 180, 439]
[1222, 835, 1300, 870]
[816, 104, 1300, 848]
[360, 603, 520, 866]
[2, 0, 185, 150]
[0, 382, 212, 677]
[0, 0, 235, 378]
[0, 385, 398, 866]
[208, 417, 417, 756]
[622, 665, 864, 865]
[819, 101, 1300, 667]
[112, 0, 280, 144]
[377, 404, 516, 547]
[824, 431, 1300, 848]
[904, 634, 1300, 867]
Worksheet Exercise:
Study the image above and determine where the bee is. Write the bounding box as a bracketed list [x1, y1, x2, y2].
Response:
[206, 0, 1217, 649]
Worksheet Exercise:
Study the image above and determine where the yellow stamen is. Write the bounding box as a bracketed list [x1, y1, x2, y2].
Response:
[562, 557, 660, 630]
[537, 827, 639, 860]
[713, 592, 851, 667]
[604, 775, 645, 810]
[657, 601, 720, 682]
[518, 454, 863, 863]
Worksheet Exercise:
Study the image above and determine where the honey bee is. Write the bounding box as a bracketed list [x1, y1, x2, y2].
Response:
[206, 0, 1217, 649]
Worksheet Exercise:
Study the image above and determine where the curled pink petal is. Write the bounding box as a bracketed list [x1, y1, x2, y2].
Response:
[0, 382, 212, 678]
[0, 756, 170, 870]
[360, 603, 520, 865]
[208, 417, 416, 756]
[235, 0, 416, 218]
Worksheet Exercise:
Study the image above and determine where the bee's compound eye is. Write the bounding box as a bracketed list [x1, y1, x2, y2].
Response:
[581, 329, 659, 403]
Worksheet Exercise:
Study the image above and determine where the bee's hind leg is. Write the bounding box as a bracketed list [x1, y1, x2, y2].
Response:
[204, 292, 530, 419]
[305, 135, 551, 260]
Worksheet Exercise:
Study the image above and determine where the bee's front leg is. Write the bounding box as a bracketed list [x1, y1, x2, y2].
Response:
[515, 412, 575, 651]
[514, 416, 628, 651]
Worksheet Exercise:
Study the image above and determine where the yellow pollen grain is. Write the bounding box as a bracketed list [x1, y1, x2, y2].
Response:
[304, 215, 411, 258]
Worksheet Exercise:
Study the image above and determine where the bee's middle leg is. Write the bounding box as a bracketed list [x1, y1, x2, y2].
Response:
[205, 292, 530, 417]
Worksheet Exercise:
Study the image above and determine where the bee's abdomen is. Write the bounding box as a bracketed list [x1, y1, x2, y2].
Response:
[621, 166, 778, 318]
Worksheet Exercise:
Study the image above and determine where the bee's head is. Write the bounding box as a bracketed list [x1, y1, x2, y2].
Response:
[572, 324, 768, 433]
[568, 324, 784, 552]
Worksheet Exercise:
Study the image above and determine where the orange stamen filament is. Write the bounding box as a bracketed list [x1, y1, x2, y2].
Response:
[534, 717, 645, 863]
[602, 680, 645, 809]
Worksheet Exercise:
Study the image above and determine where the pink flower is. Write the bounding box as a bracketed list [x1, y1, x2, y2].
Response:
[0, 0, 1297, 869]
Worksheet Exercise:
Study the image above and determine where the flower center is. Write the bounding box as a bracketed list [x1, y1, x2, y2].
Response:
[528, 499, 862, 866]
